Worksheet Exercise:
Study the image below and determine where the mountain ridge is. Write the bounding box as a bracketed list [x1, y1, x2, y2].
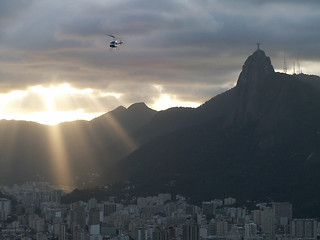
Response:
[1, 49, 320, 218]
[0, 102, 157, 186]
[114, 50, 320, 217]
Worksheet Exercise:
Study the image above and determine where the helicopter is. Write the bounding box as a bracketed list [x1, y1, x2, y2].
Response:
[107, 34, 123, 48]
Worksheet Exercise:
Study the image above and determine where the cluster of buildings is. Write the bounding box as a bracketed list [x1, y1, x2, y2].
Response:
[0, 182, 319, 240]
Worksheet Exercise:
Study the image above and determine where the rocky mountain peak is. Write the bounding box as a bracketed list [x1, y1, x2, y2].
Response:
[236, 49, 275, 90]
[128, 102, 152, 112]
[225, 49, 276, 125]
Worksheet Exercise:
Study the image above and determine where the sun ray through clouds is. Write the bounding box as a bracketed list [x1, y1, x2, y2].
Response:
[37, 83, 138, 189]
[79, 94, 139, 184]
[92, 109, 138, 158]
[56, 120, 106, 188]
[38, 85, 73, 190]
[0, 81, 141, 188]
[46, 125, 73, 191]
[39, 84, 104, 190]
[107, 113, 137, 153]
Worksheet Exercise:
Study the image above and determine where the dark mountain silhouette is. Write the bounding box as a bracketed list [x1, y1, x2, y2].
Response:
[133, 50, 280, 143]
[295, 73, 320, 90]
[1, 49, 320, 217]
[0, 102, 156, 187]
[0, 120, 51, 184]
[116, 49, 320, 217]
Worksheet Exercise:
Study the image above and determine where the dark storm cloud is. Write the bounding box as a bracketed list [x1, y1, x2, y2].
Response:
[1, 0, 320, 113]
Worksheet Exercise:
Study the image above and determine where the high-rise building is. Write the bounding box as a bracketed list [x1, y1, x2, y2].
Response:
[202, 201, 214, 216]
[0, 198, 11, 221]
[273, 202, 292, 234]
[50, 190, 63, 203]
[137, 227, 147, 240]
[152, 226, 175, 240]
[89, 207, 101, 225]
[103, 202, 116, 216]
[88, 198, 98, 210]
[89, 224, 100, 236]
[158, 193, 171, 202]
[186, 205, 196, 216]
[224, 197, 236, 206]
[72, 225, 88, 240]
[101, 223, 118, 237]
[273, 202, 292, 222]
[216, 220, 229, 236]
[164, 202, 177, 217]
[153, 227, 170, 240]
[183, 222, 199, 240]
[252, 209, 262, 226]
[260, 206, 275, 238]
[207, 220, 216, 236]
[245, 222, 257, 237]
[291, 219, 317, 239]
[71, 206, 86, 229]
[59, 223, 67, 240]
[213, 199, 223, 208]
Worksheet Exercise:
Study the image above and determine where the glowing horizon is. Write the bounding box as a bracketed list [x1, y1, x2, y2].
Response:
[0, 83, 202, 125]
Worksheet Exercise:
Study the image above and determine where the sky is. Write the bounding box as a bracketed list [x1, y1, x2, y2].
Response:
[1, 0, 320, 125]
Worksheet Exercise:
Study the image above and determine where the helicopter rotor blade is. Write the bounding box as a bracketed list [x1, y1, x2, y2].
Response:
[107, 34, 115, 38]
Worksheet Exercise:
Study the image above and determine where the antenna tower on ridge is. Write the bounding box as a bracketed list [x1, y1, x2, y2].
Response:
[296, 55, 301, 74]
[283, 53, 287, 73]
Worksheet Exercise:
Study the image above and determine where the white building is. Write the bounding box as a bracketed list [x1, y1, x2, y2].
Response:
[0, 198, 11, 221]
[245, 222, 257, 237]
[224, 197, 236, 206]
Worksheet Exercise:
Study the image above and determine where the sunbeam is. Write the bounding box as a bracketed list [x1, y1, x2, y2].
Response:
[46, 125, 73, 191]
[0, 82, 139, 189]
[41, 84, 74, 190]
[105, 113, 137, 153]
[83, 89, 138, 155]
[56, 121, 105, 188]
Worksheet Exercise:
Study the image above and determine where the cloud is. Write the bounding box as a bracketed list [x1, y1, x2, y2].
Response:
[1, 89, 46, 113]
[1, 0, 320, 122]
[0, 0, 35, 22]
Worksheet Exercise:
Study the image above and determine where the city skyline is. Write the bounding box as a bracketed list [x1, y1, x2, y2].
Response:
[1, 181, 317, 240]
